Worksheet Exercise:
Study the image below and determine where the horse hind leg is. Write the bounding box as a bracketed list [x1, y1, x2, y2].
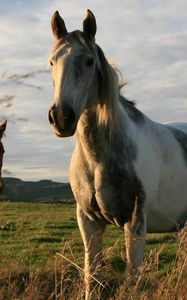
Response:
[76, 205, 106, 300]
[124, 198, 146, 275]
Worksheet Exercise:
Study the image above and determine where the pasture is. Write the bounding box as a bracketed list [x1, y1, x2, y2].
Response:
[0, 201, 186, 299]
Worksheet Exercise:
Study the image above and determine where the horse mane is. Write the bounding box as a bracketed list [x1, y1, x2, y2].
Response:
[95, 46, 144, 127]
[96, 45, 119, 129]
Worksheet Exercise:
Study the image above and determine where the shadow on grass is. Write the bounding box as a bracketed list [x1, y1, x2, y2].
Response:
[147, 235, 176, 245]
[31, 237, 62, 243]
[46, 223, 77, 230]
[159, 252, 177, 266]
[111, 257, 126, 273]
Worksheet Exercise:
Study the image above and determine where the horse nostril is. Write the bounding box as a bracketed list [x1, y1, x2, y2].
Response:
[48, 105, 57, 126]
[48, 109, 54, 125]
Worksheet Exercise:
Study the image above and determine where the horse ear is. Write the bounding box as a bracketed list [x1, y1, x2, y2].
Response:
[0, 120, 7, 135]
[83, 9, 97, 40]
[51, 11, 68, 39]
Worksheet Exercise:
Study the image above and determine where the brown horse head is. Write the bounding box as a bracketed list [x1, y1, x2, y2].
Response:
[0, 121, 7, 192]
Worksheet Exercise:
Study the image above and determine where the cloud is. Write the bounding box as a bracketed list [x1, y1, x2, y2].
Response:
[0, 95, 14, 107]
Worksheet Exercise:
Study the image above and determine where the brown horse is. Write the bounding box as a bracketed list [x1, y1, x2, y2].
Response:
[0, 121, 7, 192]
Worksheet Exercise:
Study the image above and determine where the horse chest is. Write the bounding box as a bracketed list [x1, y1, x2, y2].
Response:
[70, 152, 145, 226]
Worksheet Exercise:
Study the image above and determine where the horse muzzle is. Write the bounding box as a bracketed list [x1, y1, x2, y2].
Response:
[48, 104, 76, 137]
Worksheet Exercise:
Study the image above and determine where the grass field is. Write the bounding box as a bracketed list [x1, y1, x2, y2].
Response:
[0, 201, 186, 299]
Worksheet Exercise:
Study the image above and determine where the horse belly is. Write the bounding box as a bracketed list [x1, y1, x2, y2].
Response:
[137, 123, 187, 233]
[146, 167, 187, 233]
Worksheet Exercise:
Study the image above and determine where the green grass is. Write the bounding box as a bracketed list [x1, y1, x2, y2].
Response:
[0, 202, 80, 269]
[0, 201, 185, 299]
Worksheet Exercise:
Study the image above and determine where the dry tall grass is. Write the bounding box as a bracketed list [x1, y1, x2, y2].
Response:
[0, 224, 186, 300]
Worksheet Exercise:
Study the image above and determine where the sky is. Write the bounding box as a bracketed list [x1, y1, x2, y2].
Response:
[0, 0, 187, 182]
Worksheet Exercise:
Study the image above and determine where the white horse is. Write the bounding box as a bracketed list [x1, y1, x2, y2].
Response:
[48, 10, 187, 299]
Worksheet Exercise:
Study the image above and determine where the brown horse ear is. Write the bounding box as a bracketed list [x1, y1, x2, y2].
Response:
[83, 9, 97, 40]
[0, 120, 7, 136]
[51, 11, 68, 39]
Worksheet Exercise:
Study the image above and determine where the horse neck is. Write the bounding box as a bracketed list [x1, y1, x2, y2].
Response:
[76, 102, 136, 161]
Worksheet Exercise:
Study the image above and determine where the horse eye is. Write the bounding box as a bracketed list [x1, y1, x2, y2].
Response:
[50, 60, 53, 66]
[86, 58, 94, 67]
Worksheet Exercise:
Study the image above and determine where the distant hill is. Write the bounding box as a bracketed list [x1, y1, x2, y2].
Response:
[0, 177, 75, 203]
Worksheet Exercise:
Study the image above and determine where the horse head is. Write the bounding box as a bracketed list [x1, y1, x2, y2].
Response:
[48, 10, 99, 137]
[48, 10, 117, 137]
[0, 120, 7, 192]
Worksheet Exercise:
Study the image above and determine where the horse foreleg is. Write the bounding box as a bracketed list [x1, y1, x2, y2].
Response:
[124, 203, 146, 275]
[76, 205, 106, 300]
